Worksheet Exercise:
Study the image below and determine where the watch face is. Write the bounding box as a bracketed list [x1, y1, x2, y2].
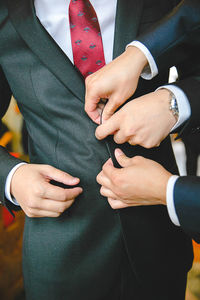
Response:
[169, 93, 179, 117]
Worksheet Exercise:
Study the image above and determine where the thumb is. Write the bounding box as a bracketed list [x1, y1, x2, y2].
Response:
[115, 149, 132, 168]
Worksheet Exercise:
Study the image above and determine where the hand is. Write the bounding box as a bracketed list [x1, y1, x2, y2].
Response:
[96, 149, 172, 209]
[85, 46, 147, 124]
[96, 89, 176, 148]
[11, 164, 83, 217]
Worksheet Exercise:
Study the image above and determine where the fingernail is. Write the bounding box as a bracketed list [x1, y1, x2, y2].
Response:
[115, 148, 123, 158]
[107, 158, 113, 165]
[71, 177, 80, 183]
[78, 187, 83, 193]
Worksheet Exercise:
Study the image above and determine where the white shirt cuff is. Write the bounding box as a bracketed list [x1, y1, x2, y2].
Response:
[127, 40, 158, 80]
[5, 162, 27, 206]
[166, 175, 180, 226]
[157, 85, 191, 131]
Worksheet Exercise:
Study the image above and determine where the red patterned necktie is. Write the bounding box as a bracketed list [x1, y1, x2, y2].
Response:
[69, 0, 106, 78]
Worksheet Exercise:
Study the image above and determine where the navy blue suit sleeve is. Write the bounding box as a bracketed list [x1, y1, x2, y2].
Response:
[136, 0, 200, 73]
[174, 176, 200, 241]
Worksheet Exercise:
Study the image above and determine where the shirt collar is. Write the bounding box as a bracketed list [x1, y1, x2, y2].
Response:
[34, 0, 69, 16]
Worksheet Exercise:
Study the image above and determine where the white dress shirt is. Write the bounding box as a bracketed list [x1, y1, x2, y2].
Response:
[5, 0, 191, 227]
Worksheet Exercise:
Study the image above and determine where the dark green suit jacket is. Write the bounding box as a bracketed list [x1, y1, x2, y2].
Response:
[0, 0, 195, 299]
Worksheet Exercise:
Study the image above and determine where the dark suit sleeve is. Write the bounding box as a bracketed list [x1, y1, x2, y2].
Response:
[136, 0, 200, 73]
[0, 66, 23, 211]
[174, 176, 200, 240]
[135, 0, 200, 135]
[158, 74, 200, 138]
[171, 77, 200, 137]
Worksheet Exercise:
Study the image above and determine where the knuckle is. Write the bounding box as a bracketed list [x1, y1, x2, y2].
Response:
[58, 207, 64, 213]
[33, 183, 45, 198]
[113, 135, 118, 143]
[65, 200, 74, 209]
[42, 164, 50, 170]
[66, 189, 76, 200]
[53, 213, 60, 218]
[59, 204, 66, 213]
[115, 189, 124, 199]
[110, 172, 121, 186]
[85, 74, 93, 84]
[113, 186, 125, 199]
[60, 190, 67, 201]
[26, 197, 36, 209]
[102, 164, 108, 172]
[110, 202, 118, 210]
[26, 207, 33, 215]
[112, 99, 120, 107]
[132, 155, 144, 164]
[142, 141, 153, 149]
[44, 164, 54, 173]
[85, 75, 90, 85]
[96, 174, 100, 184]
[100, 186, 105, 196]
[124, 127, 134, 138]
[123, 129, 130, 138]
[114, 135, 122, 144]
[86, 76, 96, 90]
[134, 136, 142, 145]
[26, 209, 33, 217]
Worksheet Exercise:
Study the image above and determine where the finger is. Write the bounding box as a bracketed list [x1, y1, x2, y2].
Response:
[85, 99, 101, 124]
[85, 81, 101, 124]
[128, 137, 137, 146]
[101, 159, 116, 178]
[32, 198, 75, 213]
[95, 115, 119, 140]
[113, 130, 127, 144]
[26, 209, 63, 218]
[101, 94, 123, 122]
[42, 165, 81, 186]
[100, 186, 118, 199]
[43, 183, 83, 201]
[107, 198, 129, 209]
[114, 148, 133, 168]
[96, 171, 111, 188]
[104, 157, 114, 166]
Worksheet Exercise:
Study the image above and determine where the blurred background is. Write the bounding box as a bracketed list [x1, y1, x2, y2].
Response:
[0, 67, 200, 300]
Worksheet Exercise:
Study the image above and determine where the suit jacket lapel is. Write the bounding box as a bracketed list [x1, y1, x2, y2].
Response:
[6, 0, 85, 103]
[113, 0, 144, 59]
[6, 0, 144, 103]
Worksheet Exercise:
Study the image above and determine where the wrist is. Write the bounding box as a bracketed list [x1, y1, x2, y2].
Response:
[125, 46, 148, 73]
[155, 88, 177, 129]
[157, 171, 172, 205]
[10, 163, 28, 198]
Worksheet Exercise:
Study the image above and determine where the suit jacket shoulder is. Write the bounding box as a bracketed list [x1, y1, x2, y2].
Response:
[137, 0, 200, 71]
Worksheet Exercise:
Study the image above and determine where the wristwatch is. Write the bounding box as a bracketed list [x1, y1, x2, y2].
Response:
[169, 92, 179, 120]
